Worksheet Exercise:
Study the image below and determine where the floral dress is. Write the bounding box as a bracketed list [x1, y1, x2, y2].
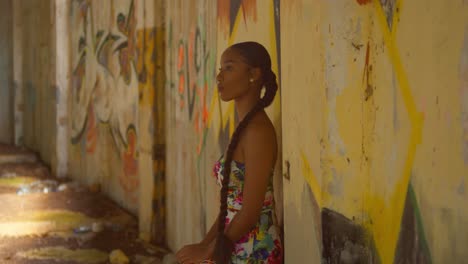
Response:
[212, 156, 283, 264]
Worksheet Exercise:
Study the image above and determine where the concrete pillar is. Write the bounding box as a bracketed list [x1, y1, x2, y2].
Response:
[53, 0, 69, 177]
[137, 0, 155, 241]
[12, 0, 23, 146]
[0, 0, 14, 144]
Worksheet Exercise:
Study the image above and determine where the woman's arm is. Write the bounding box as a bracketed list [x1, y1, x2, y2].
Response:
[200, 215, 219, 246]
[224, 121, 277, 242]
[176, 216, 219, 263]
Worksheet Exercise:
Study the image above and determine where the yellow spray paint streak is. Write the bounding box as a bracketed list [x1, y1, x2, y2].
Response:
[300, 151, 321, 207]
[369, 0, 424, 263]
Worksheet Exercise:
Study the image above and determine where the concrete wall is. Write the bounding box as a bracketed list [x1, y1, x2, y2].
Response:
[67, 0, 165, 237]
[165, 0, 218, 249]
[13, 0, 56, 165]
[282, 0, 468, 263]
[0, 0, 14, 144]
[165, 0, 283, 251]
[13, 0, 24, 147]
[69, 0, 138, 212]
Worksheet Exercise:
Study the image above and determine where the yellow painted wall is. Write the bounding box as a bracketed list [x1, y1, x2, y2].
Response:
[280, 1, 324, 262]
[282, 0, 468, 263]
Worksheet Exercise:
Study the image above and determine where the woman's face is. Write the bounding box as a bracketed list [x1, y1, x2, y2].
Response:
[216, 48, 252, 102]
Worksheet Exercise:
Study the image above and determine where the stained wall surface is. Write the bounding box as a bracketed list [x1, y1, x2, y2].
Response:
[281, 0, 468, 263]
[14, 0, 56, 166]
[0, 0, 14, 144]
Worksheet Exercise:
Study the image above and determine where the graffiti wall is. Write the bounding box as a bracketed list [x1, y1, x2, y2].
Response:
[68, 0, 163, 218]
[165, 0, 217, 249]
[166, 0, 283, 251]
[281, 0, 468, 263]
[134, 0, 166, 244]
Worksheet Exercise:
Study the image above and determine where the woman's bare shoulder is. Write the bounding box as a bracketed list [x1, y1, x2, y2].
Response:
[242, 112, 277, 160]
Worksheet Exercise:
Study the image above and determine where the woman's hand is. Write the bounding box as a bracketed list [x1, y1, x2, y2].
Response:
[175, 241, 214, 264]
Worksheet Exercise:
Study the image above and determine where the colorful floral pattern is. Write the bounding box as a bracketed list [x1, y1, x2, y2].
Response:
[213, 157, 283, 263]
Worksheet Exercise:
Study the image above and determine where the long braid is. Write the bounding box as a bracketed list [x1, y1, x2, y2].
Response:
[217, 101, 264, 233]
[213, 42, 278, 263]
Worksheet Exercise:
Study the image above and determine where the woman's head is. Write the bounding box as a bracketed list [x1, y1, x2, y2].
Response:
[216, 41, 278, 107]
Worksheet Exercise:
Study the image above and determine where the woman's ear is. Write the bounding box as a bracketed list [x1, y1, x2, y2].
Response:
[249, 67, 262, 83]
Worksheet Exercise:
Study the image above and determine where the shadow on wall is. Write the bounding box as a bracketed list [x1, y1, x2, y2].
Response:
[321, 184, 432, 264]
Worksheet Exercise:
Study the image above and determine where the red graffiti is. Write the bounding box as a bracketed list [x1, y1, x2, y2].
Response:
[362, 42, 374, 101]
[123, 129, 138, 177]
[356, 0, 372, 5]
[241, 0, 258, 23]
[120, 127, 139, 195]
[86, 105, 97, 153]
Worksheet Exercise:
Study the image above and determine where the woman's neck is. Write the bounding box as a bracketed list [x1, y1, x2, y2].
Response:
[235, 91, 261, 121]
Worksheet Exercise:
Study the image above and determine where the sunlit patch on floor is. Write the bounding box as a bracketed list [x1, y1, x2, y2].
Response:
[0, 210, 96, 237]
[0, 176, 37, 188]
[15, 246, 108, 263]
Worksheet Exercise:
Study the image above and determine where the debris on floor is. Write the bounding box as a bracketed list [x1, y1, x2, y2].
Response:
[0, 144, 167, 263]
[109, 249, 130, 264]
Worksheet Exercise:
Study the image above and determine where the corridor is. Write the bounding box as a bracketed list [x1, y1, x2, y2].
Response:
[0, 144, 167, 263]
[0, 0, 467, 263]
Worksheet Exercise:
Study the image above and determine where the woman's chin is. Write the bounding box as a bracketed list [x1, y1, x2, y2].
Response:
[219, 93, 232, 102]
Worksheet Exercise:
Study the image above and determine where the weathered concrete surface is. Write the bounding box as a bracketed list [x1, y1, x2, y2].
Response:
[0, 0, 14, 144]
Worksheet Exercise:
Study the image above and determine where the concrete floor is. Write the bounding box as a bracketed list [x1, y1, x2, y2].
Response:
[0, 144, 166, 264]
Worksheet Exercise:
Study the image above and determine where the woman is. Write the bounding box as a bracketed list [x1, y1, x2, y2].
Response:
[176, 41, 282, 263]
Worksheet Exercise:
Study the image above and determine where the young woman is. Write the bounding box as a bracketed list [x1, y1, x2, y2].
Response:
[176, 41, 282, 263]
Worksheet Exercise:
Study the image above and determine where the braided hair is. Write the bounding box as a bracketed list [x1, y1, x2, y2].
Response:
[213, 41, 278, 263]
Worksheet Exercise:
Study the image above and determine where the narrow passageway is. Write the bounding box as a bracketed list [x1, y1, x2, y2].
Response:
[0, 144, 166, 264]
